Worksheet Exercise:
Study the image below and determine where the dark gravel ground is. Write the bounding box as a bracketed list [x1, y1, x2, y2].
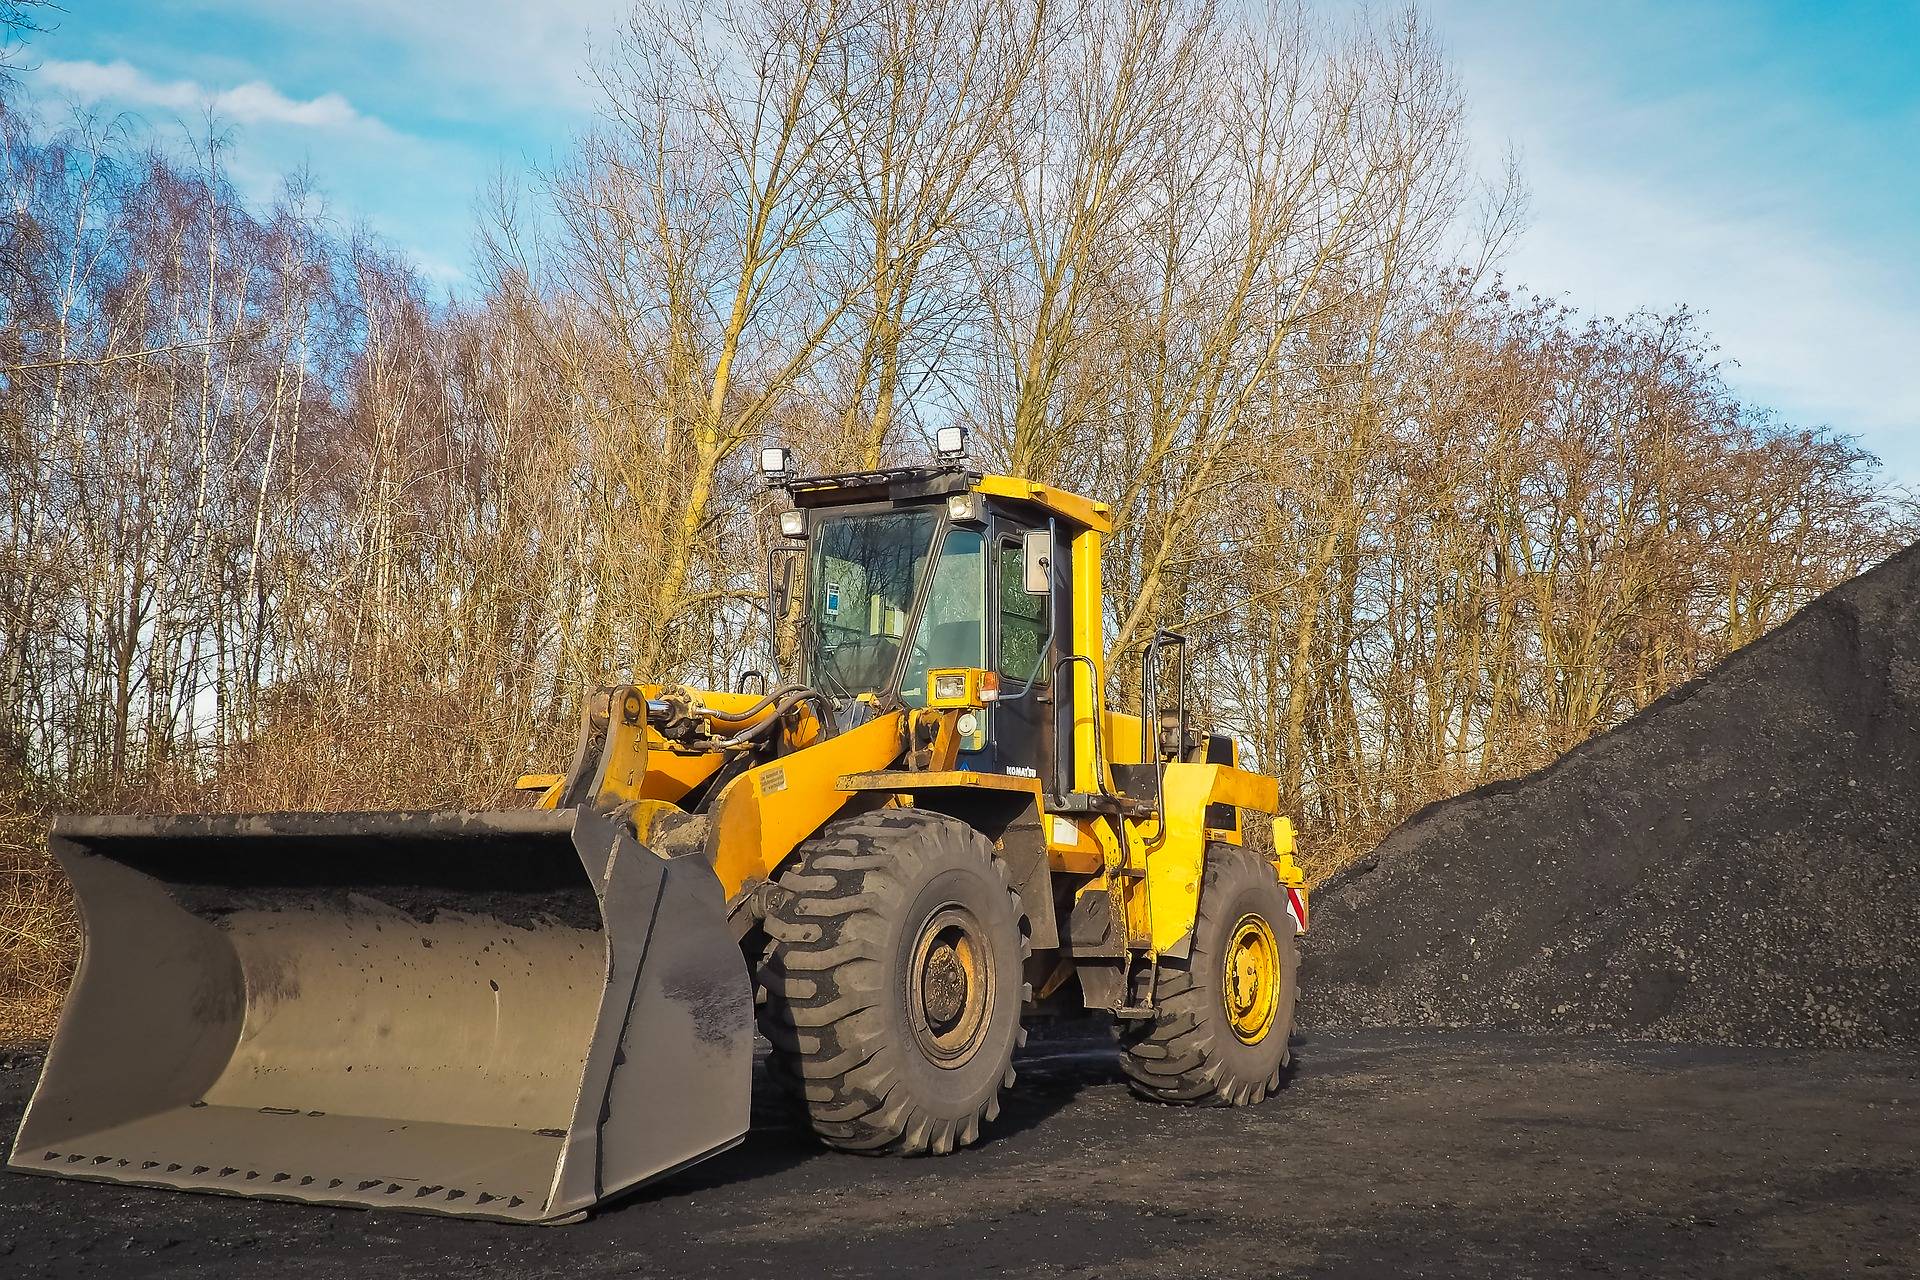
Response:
[1306, 542, 1920, 1048]
[3, 1025, 1915, 1279]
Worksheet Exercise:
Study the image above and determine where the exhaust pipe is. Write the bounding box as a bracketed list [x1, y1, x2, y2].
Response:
[8, 808, 752, 1223]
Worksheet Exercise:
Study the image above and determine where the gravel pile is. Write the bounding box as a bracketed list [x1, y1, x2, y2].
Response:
[1303, 543, 1920, 1048]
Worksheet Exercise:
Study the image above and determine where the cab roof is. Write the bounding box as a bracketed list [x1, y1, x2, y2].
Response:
[785, 464, 1114, 534]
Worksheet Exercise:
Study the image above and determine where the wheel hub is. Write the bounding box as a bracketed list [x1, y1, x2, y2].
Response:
[1223, 912, 1280, 1044]
[922, 942, 967, 1024]
[909, 905, 995, 1068]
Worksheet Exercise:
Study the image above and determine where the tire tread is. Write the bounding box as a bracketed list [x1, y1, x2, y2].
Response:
[759, 808, 1027, 1154]
[1118, 844, 1298, 1106]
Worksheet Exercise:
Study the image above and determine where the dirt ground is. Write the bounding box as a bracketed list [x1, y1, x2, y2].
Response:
[1, 1025, 1914, 1279]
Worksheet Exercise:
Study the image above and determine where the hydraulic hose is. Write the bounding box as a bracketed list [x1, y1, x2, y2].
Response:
[698, 684, 808, 727]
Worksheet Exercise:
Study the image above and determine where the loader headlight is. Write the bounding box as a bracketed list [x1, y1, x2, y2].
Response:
[778, 509, 806, 538]
[928, 668, 998, 709]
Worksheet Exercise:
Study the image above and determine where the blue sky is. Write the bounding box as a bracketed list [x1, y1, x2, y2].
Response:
[1436, 0, 1920, 484]
[12, 0, 1919, 482]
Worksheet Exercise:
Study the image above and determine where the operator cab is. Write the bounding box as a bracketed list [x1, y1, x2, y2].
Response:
[767, 457, 1102, 786]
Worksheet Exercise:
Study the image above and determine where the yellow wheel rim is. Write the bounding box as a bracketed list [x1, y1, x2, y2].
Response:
[1223, 913, 1280, 1044]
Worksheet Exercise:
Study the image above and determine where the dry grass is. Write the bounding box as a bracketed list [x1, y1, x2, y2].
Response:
[0, 785, 72, 1042]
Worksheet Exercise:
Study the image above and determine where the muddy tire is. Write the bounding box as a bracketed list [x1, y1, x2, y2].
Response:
[1118, 844, 1299, 1105]
[758, 807, 1029, 1154]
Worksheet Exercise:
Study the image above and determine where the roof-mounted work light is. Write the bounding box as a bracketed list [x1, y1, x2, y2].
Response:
[760, 446, 791, 486]
[935, 425, 968, 461]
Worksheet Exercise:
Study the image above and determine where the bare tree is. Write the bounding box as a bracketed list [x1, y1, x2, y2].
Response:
[1, 9, 1914, 1031]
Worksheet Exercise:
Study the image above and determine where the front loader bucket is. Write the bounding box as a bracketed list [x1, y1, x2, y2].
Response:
[7, 808, 752, 1223]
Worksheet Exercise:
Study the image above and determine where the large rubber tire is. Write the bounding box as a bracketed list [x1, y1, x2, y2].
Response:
[758, 807, 1029, 1155]
[1118, 844, 1299, 1105]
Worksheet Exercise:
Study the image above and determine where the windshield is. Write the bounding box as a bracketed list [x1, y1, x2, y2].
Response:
[808, 510, 938, 695]
[900, 528, 985, 705]
[806, 510, 986, 701]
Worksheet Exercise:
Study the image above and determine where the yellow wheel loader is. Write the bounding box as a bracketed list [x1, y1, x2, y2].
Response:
[10, 462, 1309, 1223]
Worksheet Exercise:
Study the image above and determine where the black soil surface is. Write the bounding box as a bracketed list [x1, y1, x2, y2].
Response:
[1306, 543, 1920, 1048]
[2, 1028, 1916, 1279]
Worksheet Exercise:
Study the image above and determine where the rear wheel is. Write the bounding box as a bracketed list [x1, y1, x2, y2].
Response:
[1118, 844, 1299, 1105]
[758, 808, 1028, 1154]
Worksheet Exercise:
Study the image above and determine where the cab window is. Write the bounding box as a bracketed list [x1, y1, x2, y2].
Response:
[997, 536, 1050, 687]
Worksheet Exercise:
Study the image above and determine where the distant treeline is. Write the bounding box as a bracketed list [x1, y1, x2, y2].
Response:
[1, 2, 1911, 917]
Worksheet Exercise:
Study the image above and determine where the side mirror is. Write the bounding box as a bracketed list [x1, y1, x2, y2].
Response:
[1022, 528, 1053, 595]
[768, 547, 804, 676]
[769, 549, 800, 621]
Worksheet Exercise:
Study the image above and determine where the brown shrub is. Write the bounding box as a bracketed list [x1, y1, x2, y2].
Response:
[0, 784, 71, 1041]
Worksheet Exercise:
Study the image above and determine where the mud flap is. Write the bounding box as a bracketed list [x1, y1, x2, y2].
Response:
[7, 808, 752, 1223]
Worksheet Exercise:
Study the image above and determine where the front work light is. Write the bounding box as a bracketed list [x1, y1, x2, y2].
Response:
[946, 492, 984, 525]
[760, 446, 791, 483]
[778, 509, 806, 538]
[935, 425, 967, 459]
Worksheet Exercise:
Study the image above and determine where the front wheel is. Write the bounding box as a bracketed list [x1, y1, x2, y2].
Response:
[1118, 844, 1299, 1105]
[758, 807, 1028, 1154]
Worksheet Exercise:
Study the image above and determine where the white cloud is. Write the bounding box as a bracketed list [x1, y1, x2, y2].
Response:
[213, 0, 619, 114]
[1505, 152, 1920, 431]
[1451, 40, 1920, 481]
[410, 250, 471, 290]
[36, 58, 394, 136]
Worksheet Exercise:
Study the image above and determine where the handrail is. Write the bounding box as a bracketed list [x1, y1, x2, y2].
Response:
[1054, 652, 1116, 802]
[1139, 628, 1189, 818]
